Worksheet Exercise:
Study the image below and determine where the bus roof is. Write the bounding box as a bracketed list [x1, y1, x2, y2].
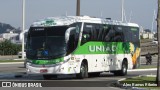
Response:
[31, 16, 139, 27]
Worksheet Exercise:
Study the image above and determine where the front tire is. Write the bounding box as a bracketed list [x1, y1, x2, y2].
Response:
[76, 62, 88, 79]
[119, 61, 128, 76]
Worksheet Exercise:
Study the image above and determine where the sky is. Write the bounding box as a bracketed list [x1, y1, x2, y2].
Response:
[0, 0, 157, 31]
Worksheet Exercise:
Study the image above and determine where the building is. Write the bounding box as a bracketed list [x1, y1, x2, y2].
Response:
[141, 32, 154, 39]
[140, 27, 154, 39]
[0, 31, 19, 43]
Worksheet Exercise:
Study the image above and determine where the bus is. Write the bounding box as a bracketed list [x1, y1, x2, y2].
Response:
[26, 16, 140, 79]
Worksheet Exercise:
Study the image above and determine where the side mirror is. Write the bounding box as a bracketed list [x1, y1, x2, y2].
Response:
[83, 34, 90, 39]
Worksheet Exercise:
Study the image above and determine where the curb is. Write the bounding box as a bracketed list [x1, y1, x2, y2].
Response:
[0, 62, 24, 64]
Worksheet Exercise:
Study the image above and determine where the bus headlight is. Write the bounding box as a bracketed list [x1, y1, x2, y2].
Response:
[26, 62, 32, 66]
[26, 60, 32, 66]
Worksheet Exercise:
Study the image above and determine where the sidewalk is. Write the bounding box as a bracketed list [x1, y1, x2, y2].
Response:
[0, 62, 24, 64]
[0, 55, 19, 60]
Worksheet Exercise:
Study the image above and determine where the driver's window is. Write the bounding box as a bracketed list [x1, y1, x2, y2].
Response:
[67, 29, 79, 54]
[81, 24, 92, 45]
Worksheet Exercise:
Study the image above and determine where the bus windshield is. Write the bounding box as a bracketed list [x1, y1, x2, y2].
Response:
[27, 26, 68, 60]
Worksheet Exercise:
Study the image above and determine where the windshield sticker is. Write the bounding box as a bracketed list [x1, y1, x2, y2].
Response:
[41, 19, 57, 26]
[131, 28, 138, 31]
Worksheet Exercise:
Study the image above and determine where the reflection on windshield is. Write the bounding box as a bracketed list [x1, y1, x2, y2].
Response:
[27, 36, 66, 59]
[27, 26, 68, 60]
[26, 24, 81, 60]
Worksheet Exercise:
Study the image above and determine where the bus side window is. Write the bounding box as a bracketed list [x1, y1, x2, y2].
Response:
[113, 26, 124, 42]
[81, 24, 92, 45]
[104, 25, 115, 42]
[92, 24, 98, 41]
[130, 27, 139, 43]
[123, 26, 131, 42]
[97, 25, 103, 41]
[102, 24, 110, 41]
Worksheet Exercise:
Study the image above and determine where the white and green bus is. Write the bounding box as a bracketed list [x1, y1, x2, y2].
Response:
[26, 16, 140, 79]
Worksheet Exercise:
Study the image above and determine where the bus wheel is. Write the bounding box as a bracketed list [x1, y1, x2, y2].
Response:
[43, 74, 56, 80]
[119, 61, 128, 76]
[76, 62, 88, 79]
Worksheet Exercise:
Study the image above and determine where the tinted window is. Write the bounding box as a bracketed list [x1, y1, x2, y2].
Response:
[123, 26, 130, 42]
[80, 23, 138, 45]
[123, 26, 139, 42]
[130, 27, 139, 42]
[113, 26, 124, 42]
[67, 29, 79, 54]
[27, 26, 68, 60]
[81, 24, 93, 45]
[29, 26, 68, 37]
[81, 23, 121, 45]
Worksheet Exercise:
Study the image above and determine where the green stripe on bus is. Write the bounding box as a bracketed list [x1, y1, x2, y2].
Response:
[32, 57, 64, 65]
[73, 42, 130, 54]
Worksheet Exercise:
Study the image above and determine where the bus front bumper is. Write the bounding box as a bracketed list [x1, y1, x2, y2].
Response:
[26, 62, 80, 75]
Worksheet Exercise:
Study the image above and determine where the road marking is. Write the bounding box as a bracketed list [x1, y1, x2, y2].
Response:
[128, 68, 157, 72]
[118, 78, 126, 82]
[109, 87, 123, 90]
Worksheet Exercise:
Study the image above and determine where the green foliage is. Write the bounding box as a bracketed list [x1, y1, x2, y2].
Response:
[0, 40, 21, 55]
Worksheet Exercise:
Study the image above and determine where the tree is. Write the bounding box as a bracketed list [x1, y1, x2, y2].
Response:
[157, 0, 160, 87]
[0, 40, 21, 55]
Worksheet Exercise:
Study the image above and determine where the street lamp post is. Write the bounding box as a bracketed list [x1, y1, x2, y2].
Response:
[22, 0, 25, 60]
[157, 0, 160, 86]
[76, 0, 80, 16]
[121, 0, 124, 22]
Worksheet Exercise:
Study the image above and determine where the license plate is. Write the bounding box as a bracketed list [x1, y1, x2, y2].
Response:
[40, 69, 48, 73]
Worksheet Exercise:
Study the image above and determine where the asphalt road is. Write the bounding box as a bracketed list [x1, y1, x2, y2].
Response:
[0, 63, 24, 73]
[0, 68, 156, 90]
[0, 56, 157, 78]
[0, 55, 157, 73]
[0, 62, 156, 82]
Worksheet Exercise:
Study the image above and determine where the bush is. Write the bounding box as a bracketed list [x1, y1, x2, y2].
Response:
[0, 40, 21, 55]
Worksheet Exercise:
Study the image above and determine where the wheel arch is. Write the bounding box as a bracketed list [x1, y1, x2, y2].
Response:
[81, 59, 88, 70]
[76, 59, 88, 79]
